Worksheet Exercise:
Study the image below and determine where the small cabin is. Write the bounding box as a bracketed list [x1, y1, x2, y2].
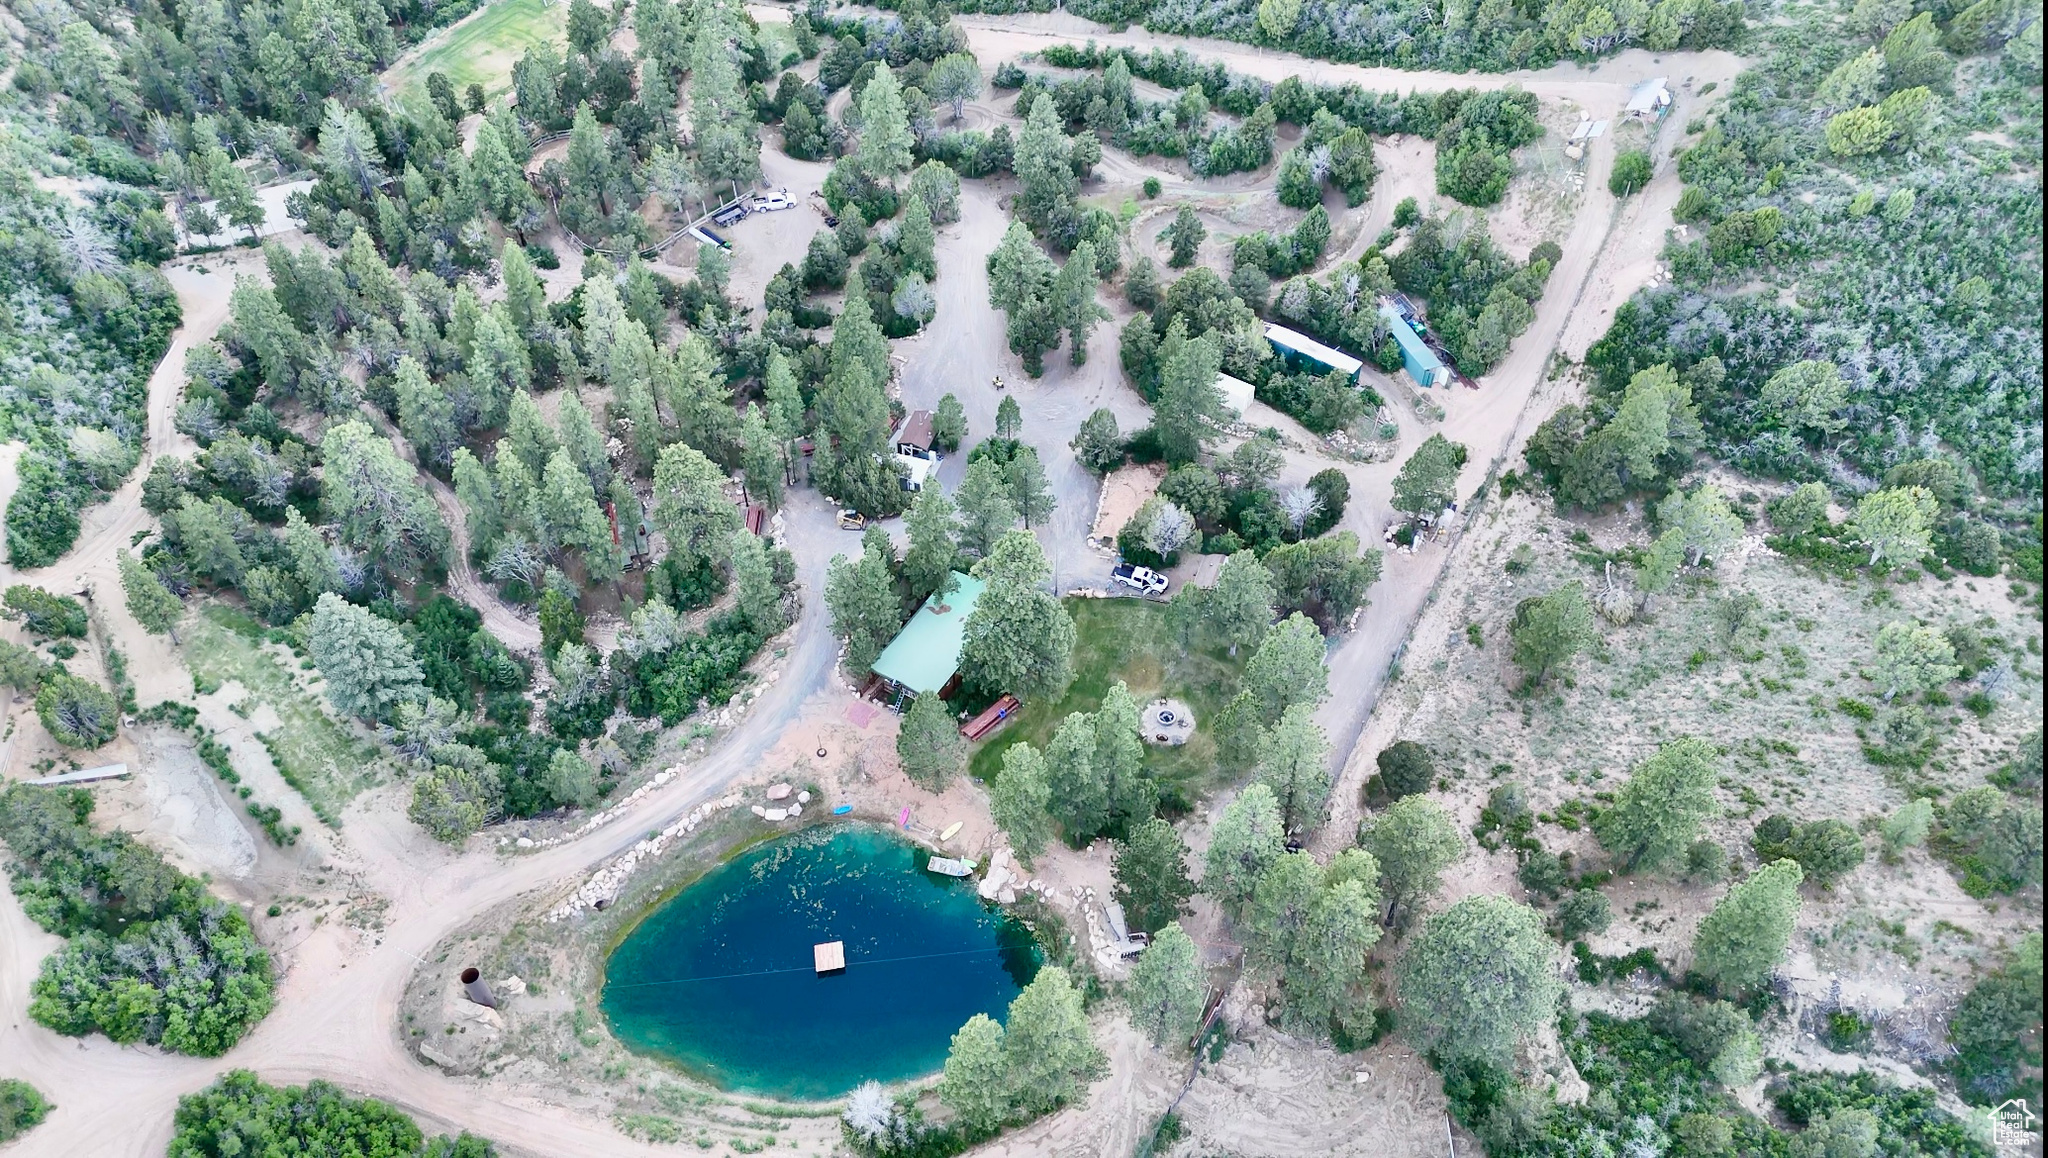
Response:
[868, 571, 985, 704]
[894, 410, 940, 460]
[1626, 78, 1671, 121]
[1377, 302, 1454, 389]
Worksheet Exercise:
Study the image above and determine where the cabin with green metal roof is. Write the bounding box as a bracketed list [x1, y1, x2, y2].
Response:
[869, 571, 985, 703]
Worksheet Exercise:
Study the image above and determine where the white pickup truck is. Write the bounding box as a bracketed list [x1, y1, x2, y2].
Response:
[1111, 563, 1169, 595]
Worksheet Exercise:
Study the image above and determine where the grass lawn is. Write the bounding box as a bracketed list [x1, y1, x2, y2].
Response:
[386, 0, 566, 100]
[183, 605, 386, 826]
[966, 599, 1248, 810]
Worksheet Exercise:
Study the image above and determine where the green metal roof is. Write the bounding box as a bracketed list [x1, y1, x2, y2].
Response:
[870, 571, 985, 693]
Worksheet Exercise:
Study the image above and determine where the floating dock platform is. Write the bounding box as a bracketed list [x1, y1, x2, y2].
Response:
[814, 941, 845, 974]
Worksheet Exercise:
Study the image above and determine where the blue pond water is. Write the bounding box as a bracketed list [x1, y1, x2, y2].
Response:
[601, 825, 1040, 1100]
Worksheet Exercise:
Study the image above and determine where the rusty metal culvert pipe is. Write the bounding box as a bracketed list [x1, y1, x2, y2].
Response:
[459, 967, 497, 1008]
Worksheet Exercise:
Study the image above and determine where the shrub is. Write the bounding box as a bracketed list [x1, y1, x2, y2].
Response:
[36, 670, 119, 748]
[0, 1080, 49, 1144]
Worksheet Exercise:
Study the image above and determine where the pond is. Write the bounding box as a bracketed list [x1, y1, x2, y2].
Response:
[601, 825, 1040, 1100]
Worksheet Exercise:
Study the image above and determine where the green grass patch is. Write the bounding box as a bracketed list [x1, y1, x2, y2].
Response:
[386, 0, 566, 100]
[182, 605, 384, 826]
[966, 599, 1247, 807]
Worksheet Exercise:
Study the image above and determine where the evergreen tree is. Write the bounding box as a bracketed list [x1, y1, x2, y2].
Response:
[1094, 681, 1155, 832]
[1044, 711, 1107, 839]
[1391, 433, 1463, 520]
[118, 550, 184, 641]
[1004, 446, 1056, 529]
[825, 533, 902, 678]
[739, 403, 783, 508]
[538, 449, 622, 582]
[306, 593, 425, 722]
[1255, 704, 1332, 833]
[1053, 242, 1109, 365]
[1014, 94, 1076, 229]
[1243, 612, 1328, 724]
[1205, 783, 1285, 917]
[319, 420, 447, 580]
[1152, 318, 1224, 464]
[555, 391, 611, 494]
[897, 692, 965, 790]
[937, 1014, 1009, 1133]
[1399, 896, 1560, 1065]
[451, 449, 503, 556]
[855, 64, 915, 181]
[903, 486, 960, 606]
[1594, 736, 1722, 874]
[1114, 818, 1195, 934]
[1125, 922, 1206, 1048]
[955, 458, 1019, 557]
[651, 442, 742, 569]
[392, 356, 458, 468]
[1165, 205, 1207, 268]
[991, 741, 1054, 861]
[1692, 859, 1803, 994]
[1359, 795, 1461, 927]
[899, 193, 937, 281]
[1206, 550, 1275, 655]
[1510, 581, 1595, 685]
[961, 532, 1075, 702]
[1002, 967, 1103, 1116]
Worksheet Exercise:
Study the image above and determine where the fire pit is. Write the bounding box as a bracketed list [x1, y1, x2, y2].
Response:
[1140, 698, 1194, 747]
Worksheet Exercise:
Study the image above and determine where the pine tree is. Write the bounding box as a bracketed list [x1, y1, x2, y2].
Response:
[825, 535, 903, 677]
[1243, 612, 1328, 724]
[961, 532, 1075, 702]
[1359, 795, 1461, 927]
[538, 449, 622, 581]
[1114, 818, 1195, 934]
[1014, 94, 1076, 229]
[1255, 704, 1332, 833]
[955, 458, 1018, 557]
[1399, 896, 1560, 1065]
[1052, 241, 1109, 365]
[729, 526, 785, 634]
[938, 1014, 1009, 1133]
[651, 442, 742, 569]
[1152, 318, 1224, 464]
[1165, 205, 1206, 267]
[1002, 967, 1102, 1116]
[899, 193, 937, 280]
[504, 389, 560, 477]
[1004, 446, 1056, 529]
[1094, 681, 1154, 832]
[1125, 922, 1206, 1048]
[897, 691, 965, 790]
[1206, 550, 1275, 654]
[319, 420, 447, 580]
[855, 64, 916, 181]
[991, 741, 1054, 861]
[1206, 783, 1285, 918]
[468, 307, 531, 428]
[902, 486, 960, 606]
[118, 550, 183, 640]
[1594, 736, 1721, 874]
[306, 592, 426, 722]
[739, 403, 783, 508]
[1692, 859, 1804, 994]
[1391, 433, 1462, 520]
[556, 390, 612, 494]
[1044, 711, 1107, 839]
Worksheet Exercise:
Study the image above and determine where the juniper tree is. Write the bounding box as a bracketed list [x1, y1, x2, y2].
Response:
[1691, 859, 1803, 994]
[1359, 795, 1461, 927]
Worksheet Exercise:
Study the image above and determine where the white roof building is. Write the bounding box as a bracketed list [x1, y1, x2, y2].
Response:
[1216, 373, 1256, 417]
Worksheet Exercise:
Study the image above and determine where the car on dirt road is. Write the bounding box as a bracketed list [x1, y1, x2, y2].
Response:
[753, 190, 794, 211]
[1111, 563, 1168, 595]
[837, 509, 867, 531]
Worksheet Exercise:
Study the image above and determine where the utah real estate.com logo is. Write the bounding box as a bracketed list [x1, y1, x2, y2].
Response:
[1992, 1099, 2038, 1149]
